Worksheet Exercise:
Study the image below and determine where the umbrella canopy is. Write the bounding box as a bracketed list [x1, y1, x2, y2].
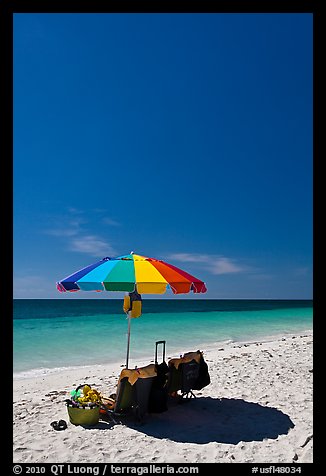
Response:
[56, 252, 207, 368]
[56, 253, 207, 295]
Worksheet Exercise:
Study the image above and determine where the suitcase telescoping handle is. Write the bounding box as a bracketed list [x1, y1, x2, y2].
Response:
[155, 340, 166, 364]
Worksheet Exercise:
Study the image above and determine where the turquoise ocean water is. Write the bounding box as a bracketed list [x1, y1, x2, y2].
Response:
[13, 299, 313, 377]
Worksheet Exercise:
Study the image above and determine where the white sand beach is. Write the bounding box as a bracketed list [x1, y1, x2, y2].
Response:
[13, 332, 313, 464]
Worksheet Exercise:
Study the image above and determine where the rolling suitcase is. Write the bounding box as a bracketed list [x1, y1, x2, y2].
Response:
[148, 340, 169, 413]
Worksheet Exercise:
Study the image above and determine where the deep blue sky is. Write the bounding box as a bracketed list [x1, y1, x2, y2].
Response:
[13, 13, 313, 299]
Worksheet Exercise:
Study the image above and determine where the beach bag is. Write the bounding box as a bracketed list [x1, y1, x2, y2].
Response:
[66, 384, 100, 426]
[66, 401, 100, 426]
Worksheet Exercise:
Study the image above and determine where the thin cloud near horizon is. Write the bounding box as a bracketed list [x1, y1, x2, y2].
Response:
[166, 253, 248, 275]
[44, 208, 119, 257]
[69, 235, 116, 257]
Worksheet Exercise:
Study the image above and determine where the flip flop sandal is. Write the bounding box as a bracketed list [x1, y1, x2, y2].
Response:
[50, 420, 67, 431]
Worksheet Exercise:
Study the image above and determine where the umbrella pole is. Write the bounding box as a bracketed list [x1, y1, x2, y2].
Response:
[126, 312, 131, 369]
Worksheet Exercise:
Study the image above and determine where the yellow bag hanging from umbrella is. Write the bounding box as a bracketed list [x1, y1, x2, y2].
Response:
[123, 290, 142, 318]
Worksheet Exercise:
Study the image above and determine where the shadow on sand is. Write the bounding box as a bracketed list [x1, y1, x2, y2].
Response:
[126, 397, 294, 445]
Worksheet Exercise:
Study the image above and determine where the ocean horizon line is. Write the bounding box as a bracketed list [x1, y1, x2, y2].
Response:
[13, 297, 313, 301]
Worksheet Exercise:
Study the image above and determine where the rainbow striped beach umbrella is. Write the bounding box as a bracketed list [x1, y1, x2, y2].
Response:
[56, 252, 207, 295]
[57, 252, 207, 367]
